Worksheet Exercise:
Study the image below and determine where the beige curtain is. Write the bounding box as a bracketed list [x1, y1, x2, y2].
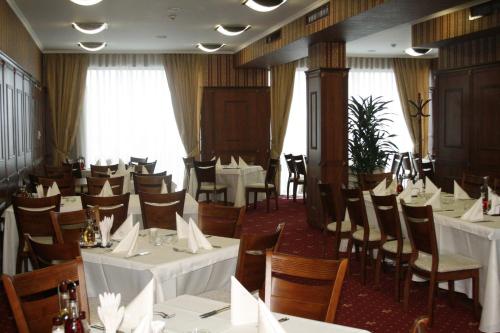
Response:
[163, 54, 204, 158]
[393, 58, 431, 155]
[45, 54, 89, 165]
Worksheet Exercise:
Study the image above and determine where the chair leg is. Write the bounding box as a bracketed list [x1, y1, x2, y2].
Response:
[206, 192, 210, 203]
[16, 254, 22, 274]
[360, 245, 367, 285]
[403, 267, 413, 311]
[287, 180, 290, 199]
[253, 191, 258, 209]
[293, 182, 298, 202]
[265, 191, 270, 213]
[427, 275, 437, 327]
[346, 238, 353, 276]
[395, 257, 401, 301]
[472, 273, 480, 320]
[246, 190, 250, 208]
[223, 190, 227, 206]
[274, 189, 279, 210]
[374, 248, 383, 289]
[195, 191, 200, 202]
[302, 184, 306, 204]
[448, 280, 455, 308]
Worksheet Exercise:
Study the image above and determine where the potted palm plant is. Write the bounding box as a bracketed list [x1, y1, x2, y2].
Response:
[348, 96, 398, 177]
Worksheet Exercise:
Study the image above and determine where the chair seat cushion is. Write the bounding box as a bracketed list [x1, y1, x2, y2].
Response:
[200, 183, 227, 191]
[382, 239, 412, 254]
[326, 219, 352, 233]
[414, 253, 481, 273]
[246, 183, 275, 189]
[352, 229, 381, 241]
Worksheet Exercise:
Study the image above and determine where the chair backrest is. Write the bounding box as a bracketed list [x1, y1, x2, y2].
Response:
[183, 157, 195, 172]
[264, 251, 348, 323]
[292, 155, 307, 176]
[86, 176, 124, 195]
[265, 158, 280, 185]
[25, 235, 81, 269]
[411, 153, 422, 179]
[50, 207, 100, 244]
[390, 153, 402, 176]
[139, 190, 186, 229]
[198, 203, 245, 238]
[318, 182, 345, 227]
[81, 193, 130, 233]
[235, 223, 284, 293]
[401, 152, 414, 177]
[194, 160, 217, 186]
[358, 172, 392, 191]
[400, 201, 438, 265]
[461, 172, 483, 199]
[421, 161, 435, 181]
[90, 164, 119, 177]
[134, 174, 172, 194]
[62, 161, 82, 179]
[2, 258, 89, 333]
[130, 156, 148, 165]
[371, 193, 403, 243]
[37, 177, 76, 196]
[283, 154, 295, 176]
[44, 165, 72, 179]
[342, 187, 369, 234]
[137, 161, 157, 174]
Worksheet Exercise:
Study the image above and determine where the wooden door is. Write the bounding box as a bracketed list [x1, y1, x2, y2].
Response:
[201, 87, 270, 167]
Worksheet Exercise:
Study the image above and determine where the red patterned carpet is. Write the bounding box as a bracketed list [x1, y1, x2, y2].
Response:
[0, 197, 484, 332]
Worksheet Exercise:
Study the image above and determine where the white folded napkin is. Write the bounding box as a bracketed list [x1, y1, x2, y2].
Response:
[211, 156, 216, 161]
[425, 177, 439, 194]
[112, 223, 139, 257]
[189, 218, 213, 250]
[107, 168, 113, 176]
[112, 215, 133, 241]
[397, 182, 414, 203]
[176, 213, 189, 239]
[413, 179, 424, 190]
[372, 178, 387, 196]
[425, 188, 442, 210]
[97, 292, 125, 333]
[150, 321, 166, 333]
[106, 159, 113, 166]
[132, 314, 153, 333]
[231, 276, 258, 326]
[36, 184, 44, 198]
[99, 180, 114, 197]
[238, 156, 249, 168]
[387, 180, 397, 195]
[215, 157, 222, 169]
[258, 299, 285, 333]
[488, 192, 500, 215]
[228, 156, 238, 168]
[46, 182, 61, 197]
[120, 279, 154, 332]
[118, 159, 126, 172]
[160, 180, 168, 194]
[100, 215, 114, 246]
[454, 181, 471, 200]
[142, 165, 149, 175]
[96, 159, 102, 166]
[461, 198, 483, 222]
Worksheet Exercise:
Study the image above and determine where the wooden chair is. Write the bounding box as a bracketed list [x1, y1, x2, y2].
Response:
[134, 174, 172, 194]
[390, 153, 402, 177]
[198, 203, 245, 238]
[421, 161, 435, 182]
[264, 250, 348, 323]
[183, 157, 195, 188]
[401, 152, 415, 181]
[50, 207, 100, 244]
[137, 161, 157, 174]
[401, 202, 481, 326]
[2, 257, 89, 333]
[371, 193, 411, 301]
[343, 187, 381, 284]
[90, 164, 118, 177]
[81, 193, 130, 233]
[129, 156, 148, 165]
[62, 161, 82, 179]
[86, 176, 124, 195]
[358, 172, 393, 191]
[235, 223, 284, 294]
[292, 155, 307, 203]
[139, 190, 186, 229]
[245, 158, 279, 212]
[411, 153, 422, 180]
[318, 183, 351, 259]
[461, 172, 483, 199]
[25, 234, 81, 269]
[12, 195, 62, 273]
[193, 160, 227, 205]
[44, 164, 72, 179]
[37, 176, 76, 196]
[409, 316, 429, 333]
[283, 154, 296, 199]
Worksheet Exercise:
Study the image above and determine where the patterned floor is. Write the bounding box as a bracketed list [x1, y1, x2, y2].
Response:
[0, 197, 484, 332]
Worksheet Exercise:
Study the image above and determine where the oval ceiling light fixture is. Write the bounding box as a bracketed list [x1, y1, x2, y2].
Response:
[196, 43, 226, 53]
[404, 47, 432, 57]
[70, 0, 103, 5]
[72, 22, 108, 35]
[215, 24, 251, 36]
[242, 0, 286, 12]
[78, 41, 107, 52]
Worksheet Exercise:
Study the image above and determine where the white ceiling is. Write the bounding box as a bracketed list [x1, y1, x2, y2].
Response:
[9, 0, 325, 53]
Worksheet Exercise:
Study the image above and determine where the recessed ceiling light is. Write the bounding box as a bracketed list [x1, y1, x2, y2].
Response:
[196, 43, 226, 53]
[72, 22, 108, 35]
[242, 0, 286, 12]
[404, 47, 432, 57]
[215, 25, 251, 36]
[78, 42, 107, 52]
[70, 0, 103, 6]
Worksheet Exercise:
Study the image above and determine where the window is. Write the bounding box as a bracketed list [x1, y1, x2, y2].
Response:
[80, 67, 185, 186]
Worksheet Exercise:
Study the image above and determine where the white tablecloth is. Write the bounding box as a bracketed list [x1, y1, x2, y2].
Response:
[188, 166, 265, 207]
[91, 294, 370, 333]
[1, 194, 199, 275]
[364, 192, 500, 333]
[83, 231, 239, 303]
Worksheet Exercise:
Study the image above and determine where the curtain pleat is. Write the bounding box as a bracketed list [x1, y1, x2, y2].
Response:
[45, 54, 89, 165]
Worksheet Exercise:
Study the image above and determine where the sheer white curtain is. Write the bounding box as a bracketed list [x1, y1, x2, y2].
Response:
[79, 58, 185, 186]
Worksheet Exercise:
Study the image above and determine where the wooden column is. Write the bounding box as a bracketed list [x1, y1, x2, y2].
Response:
[306, 42, 349, 229]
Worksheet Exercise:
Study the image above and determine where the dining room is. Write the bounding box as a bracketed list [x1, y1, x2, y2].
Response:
[1, 0, 500, 333]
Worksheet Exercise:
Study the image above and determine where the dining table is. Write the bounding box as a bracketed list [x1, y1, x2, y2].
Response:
[363, 191, 500, 333]
[1, 193, 199, 276]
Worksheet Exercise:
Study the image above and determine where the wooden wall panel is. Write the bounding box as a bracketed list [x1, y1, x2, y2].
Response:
[203, 55, 268, 87]
[439, 34, 500, 70]
[0, 0, 42, 81]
